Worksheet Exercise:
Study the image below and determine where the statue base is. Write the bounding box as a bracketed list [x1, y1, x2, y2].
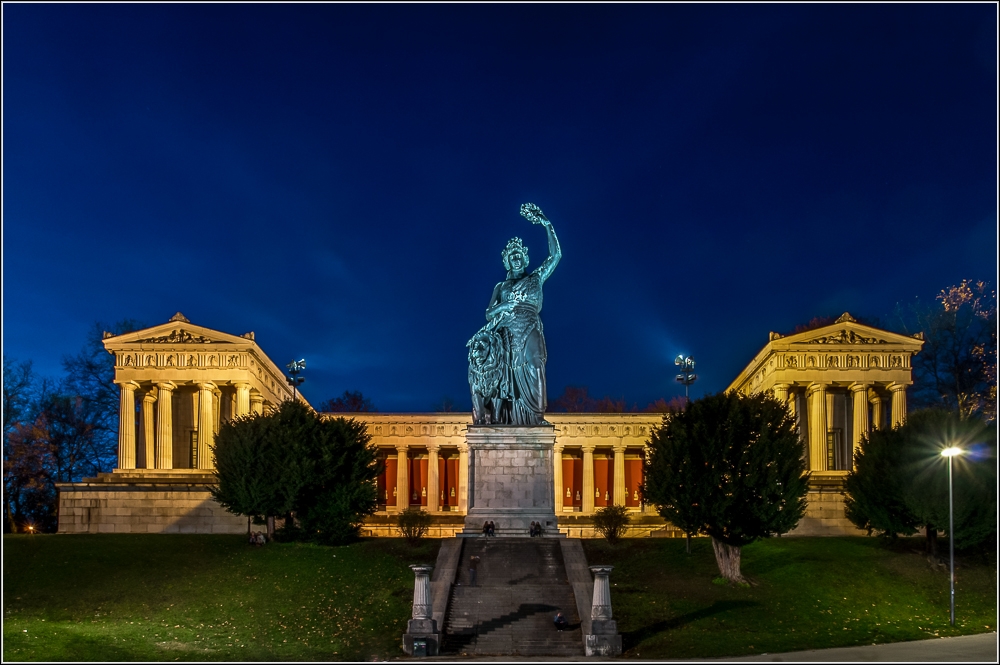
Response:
[459, 425, 563, 537]
[402, 619, 439, 656]
[585, 625, 622, 657]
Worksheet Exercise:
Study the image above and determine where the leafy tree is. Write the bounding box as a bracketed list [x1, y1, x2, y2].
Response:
[320, 390, 377, 413]
[593, 505, 631, 544]
[211, 400, 379, 545]
[551, 386, 641, 413]
[397, 507, 432, 545]
[60, 319, 145, 472]
[642, 397, 687, 414]
[644, 391, 808, 583]
[889, 280, 996, 420]
[844, 426, 920, 539]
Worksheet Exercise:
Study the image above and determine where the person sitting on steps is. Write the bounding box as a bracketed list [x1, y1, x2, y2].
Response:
[488, 521, 496, 536]
[554, 612, 569, 631]
[482, 521, 490, 537]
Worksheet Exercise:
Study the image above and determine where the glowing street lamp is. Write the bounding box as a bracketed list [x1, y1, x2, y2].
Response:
[675, 355, 697, 403]
[941, 446, 964, 626]
[286, 359, 306, 402]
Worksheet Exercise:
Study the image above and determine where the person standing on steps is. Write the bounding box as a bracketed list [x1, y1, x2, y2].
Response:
[469, 554, 481, 586]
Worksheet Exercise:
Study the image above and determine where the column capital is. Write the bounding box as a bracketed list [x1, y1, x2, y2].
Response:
[887, 382, 910, 393]
[115, 380, 141, 391]
[155, 381, 177, 391]
[581, 444, 596, 454]
[196, 381, 218, 391]
[553, 443, 565, 453]
[772, 383, 791, 391]
[233, 380, 251, 389]
[806, 382, 828, 396]
[868, 388, 883, 403]
[142, 389, 158, 403]
[612, 444, 627, 454]
[426, 443, 440, 454]
[848, 382, 869, 395]
[395, 443, 410, 453]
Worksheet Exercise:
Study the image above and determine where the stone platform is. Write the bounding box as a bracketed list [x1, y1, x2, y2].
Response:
[460, 425, 561, 537]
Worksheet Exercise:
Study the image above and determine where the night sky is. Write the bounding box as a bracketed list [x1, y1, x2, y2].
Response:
[3, 4, 997, 412]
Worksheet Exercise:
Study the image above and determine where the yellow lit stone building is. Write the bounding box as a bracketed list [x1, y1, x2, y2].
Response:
[727, 313, 924, 534]
[58, 312, 922, 537]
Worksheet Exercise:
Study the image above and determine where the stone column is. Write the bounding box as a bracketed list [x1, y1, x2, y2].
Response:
[196, 382, 216, 470]
[586, 565, 622, 656]
[250, 390, 264, 416]
[553, 443, 564, 513]
[806, 382, 827, 471]
[155, 381, 176, 469]
[234, 382, 251, 417]
[613, 445, 626, 507]
[849, 383, 870, 468]
[582, 445, 596, 514]
[869, 389, 883, 431]
[140, 389, 156, 469]
[458, 444, 469, 513]
[427, 444, 440, 512]
[116, 381, 139, 470]
[772, 383, 790, 405]
[889, 383, 908, 428]
[402, 564, 438, 656]
[396, 444, 410, 513]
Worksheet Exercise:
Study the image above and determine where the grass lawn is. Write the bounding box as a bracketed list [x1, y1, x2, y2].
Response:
[3, 534, 439, 662]
[582, 536, 997, 659]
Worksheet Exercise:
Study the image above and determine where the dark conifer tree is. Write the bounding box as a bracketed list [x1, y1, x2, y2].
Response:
[844, 427, 920, 539]
[644, 391, 808, 583]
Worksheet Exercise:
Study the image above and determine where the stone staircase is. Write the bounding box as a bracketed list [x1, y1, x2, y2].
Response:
[441, 538, 583, 656]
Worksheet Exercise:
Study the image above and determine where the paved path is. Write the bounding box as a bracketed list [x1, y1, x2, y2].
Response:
[424, 631, 997, 661]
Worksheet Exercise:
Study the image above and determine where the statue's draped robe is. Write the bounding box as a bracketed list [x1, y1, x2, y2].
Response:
[479, 271, 547, 425]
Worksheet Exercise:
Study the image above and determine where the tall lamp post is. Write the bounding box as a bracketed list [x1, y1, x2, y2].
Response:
[286, 359, 306, 402]
[675, 355, 697, 404]
[941, 446, 964, 626]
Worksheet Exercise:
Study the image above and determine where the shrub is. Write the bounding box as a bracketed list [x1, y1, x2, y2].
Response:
[397, 508, 432, 545]
[593, 505, 631, 544]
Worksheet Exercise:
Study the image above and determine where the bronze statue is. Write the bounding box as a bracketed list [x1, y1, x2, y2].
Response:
[468, 203, 562, 425]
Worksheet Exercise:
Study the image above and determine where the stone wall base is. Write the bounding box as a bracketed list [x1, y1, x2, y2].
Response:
[788, 489, 867, 537]
[57, 473, 246, 534]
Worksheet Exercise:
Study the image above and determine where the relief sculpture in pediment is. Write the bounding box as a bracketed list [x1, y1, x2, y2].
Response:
[806, 329, 885, 345]
[136, 328, 213, 344]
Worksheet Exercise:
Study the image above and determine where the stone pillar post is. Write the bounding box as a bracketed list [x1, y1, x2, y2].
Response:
[586, 565, 622, 656]
[116, 381, 139, 470]
[396, 444, 410, 513]
[806, 382, 827, 471]
[427, 444, 440, 512]
[582, 445, 596, 514]
[613, 445, 626, 507]
[849, 383, 869, 469]
[458, 444, 469, 513]
[196, 382, 216, 470]
[553, 443, 564, 513]
[869, 389, 883, 431]
[234, 382, 251, 418]
[889, 383, 908, 428]
[250, 390, 264, 416]
[155, 381, 176, 469]
[140, 389, 156, 469]
[772, 383, 790, 405]
[402, 565, 438, 655]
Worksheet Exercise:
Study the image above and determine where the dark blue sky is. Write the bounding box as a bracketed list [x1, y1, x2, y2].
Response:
[3, 3, 997, 411]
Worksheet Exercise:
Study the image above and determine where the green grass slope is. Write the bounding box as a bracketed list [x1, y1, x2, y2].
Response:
[582, 537, 997, 659]
[3, 534, 439, 662]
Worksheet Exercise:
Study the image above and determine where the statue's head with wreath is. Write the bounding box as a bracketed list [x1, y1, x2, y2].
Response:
[502, 237, 529, 272]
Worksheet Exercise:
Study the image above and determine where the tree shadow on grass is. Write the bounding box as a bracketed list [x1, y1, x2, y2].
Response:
[622, 599, 759, 651]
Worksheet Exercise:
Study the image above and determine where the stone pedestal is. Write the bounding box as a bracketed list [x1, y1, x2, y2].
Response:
[585, 565, 622, 656]
[402, 565, 439, 656]
[460, 425, 562, 537]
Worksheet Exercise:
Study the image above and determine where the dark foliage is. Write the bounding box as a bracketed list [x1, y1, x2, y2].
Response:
[397, 507, 433, 544]
[211, 400, 380, 546]
[593, 504, 631, 544]
[844, 426, 920, 538]
[643, 391, 808, 581]
[319, 390, 377, 413]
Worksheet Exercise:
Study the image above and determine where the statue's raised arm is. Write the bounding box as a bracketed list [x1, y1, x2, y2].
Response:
[520, 203, 561, 283]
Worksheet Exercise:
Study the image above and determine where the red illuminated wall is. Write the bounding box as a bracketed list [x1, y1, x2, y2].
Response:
[384, 457, 398, 506]
[624, 454, 644, 507]
[593, 454, 614, 507]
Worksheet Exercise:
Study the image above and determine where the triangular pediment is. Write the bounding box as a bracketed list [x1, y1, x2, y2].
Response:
[771, 313, 923, 348]
[103, 314, 254, 348]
